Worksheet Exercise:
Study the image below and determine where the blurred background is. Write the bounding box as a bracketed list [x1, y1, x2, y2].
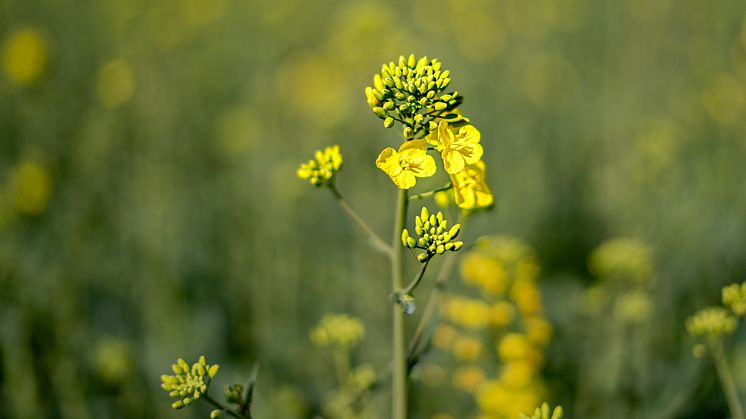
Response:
[2, 0, 746, 418]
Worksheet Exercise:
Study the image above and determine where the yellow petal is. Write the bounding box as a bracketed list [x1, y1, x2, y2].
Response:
[393, 171, 417, 189]
[462, 143, 484, 166]
[438, 120, 454, 147]
[458, 125, 481, 145]
[376, 147, 400, 175]
[443, 149, 466, 174]
[398, 139, 428, 154]
[410, 154, 436, 178]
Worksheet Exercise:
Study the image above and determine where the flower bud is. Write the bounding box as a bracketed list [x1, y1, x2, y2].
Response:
[384, 117, 394, 128]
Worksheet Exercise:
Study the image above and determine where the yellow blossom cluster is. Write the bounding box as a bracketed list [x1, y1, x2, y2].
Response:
[686, 307, 737, 339]
[160, 356, 220, 409]
[297, 145, 343, 187]
[368, 55, 493, 210]
[429, 236, 552, 418]
[722, 281, 746, 316]
[310, 313, 365, 348]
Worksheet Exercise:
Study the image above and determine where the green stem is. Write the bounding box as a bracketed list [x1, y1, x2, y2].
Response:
[407, 252, 456, 366]
[400, 259, 430, 295]
[203, 394, 245, 419]
[408, 183, 452, 201]
[330, 185, 392, 256]
[711, 340, 744, 419]
[391, 189, 408, 419]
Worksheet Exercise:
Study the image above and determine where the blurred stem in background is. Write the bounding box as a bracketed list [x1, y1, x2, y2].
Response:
[710, 340, 744, 419]
[391, 189, 408, 419]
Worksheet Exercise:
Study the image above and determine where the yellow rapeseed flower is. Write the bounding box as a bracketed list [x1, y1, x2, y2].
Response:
[2, 27, 47, 85]
[450, 161, 494, 209]
[498, 333, 535, 362]
[9, 160, 52, 215]
[453, 366, 486, 392]
[453, 336, 483, 361]
[489, 302, 515, 328]
[501, 360, 536, 388]
[310, 313, 365, 348]
[436, 120, 483, 174]
[297, 145, 343, 186]
[433, 324, 458, 349]
[375, 139, 435, 189]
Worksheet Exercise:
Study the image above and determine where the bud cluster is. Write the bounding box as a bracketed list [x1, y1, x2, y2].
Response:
[402, 206, 463, 263]
[297, 145, 343, 186]
[365, 54, 462, 139]
[686, 307, 737, 339]
[722, 281, 746, 316]
[521, 403, 564, 419]
[161, 356, 220, 409]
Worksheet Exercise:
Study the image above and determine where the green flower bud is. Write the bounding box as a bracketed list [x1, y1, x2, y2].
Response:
[440, 70, 450, 79]
[445, 243, 455, 251]
[414, 114, 424, 124]
[210, 409, 222, 418]
[429, 214, 436, 226]
[417, 253, 429, 263]
[434, 102, 447, 111]
[407, 237, 417, 248]
[419, 97, 428, 106]
[436, 245, 445, 254]
[427, 90, 435, 99]
[452, 242, 463, 251]
[448, 225, 461, 239]
[408, 54, 416, 68]
[384, 117, 394, 128]
[401, 229, 411, 246]
[383, 101, 395, 110]
[421, 207, 429, 220]
[172, 401, 185, 409]
[372, 107, 387, 118]
[415, 226, 423, 236]
[440, 94, 452, 102]
[428, 121, 438, 130]
[383, 77, 394, 88]
[374, 74, 384, 91]
[403, 126, 414, 139]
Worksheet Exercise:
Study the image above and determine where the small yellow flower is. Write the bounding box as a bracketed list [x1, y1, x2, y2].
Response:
[297, 145, 343, 186]
[375, 140, 436, 189]
[436, 120, 483, 174]
[450, 161, 493, 209]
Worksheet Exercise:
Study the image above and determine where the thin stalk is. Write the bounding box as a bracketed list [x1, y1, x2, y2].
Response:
[391, 189, 408, 419]
[711, 340, 744, 419]
[329, 185, 392, 256]
[407, 253, 456, 365]
[203, 394, 245, 419]
[400, 259, 430, 295]
[408, 183, 452, 201]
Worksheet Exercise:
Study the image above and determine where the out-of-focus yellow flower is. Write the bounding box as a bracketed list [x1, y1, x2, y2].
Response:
[589, 238, 653, 284]
[444, 296, 490, 329]
[93, 337, 132, 384]
[2, 27, 47, 85]
[450, 161, 493, 209]
[613, 290, 652, 324]
[433, 324, 459, 349]
[511, 280, 542, 315]
[96, 60, 136, 108]
[686, 307, 737, 339]
[421, 364, 447, 385]
[498, 333, 535, 362]
[453, 366, 486, 392]
[376, 140, 435, 189]
[723, 282, 746, 316]
[433, 189, 453, 208]
[516, 261, 541, 282]
[310, 313, 365, 348]
[453, 336, 483, 361]
[9, 160, 52, 215]
[436, 121, 483, 174]
[501, 360, 536, 388]
[478, 380, 541, 419]
[297, 145, 343, 187]
[461, 253, 508, 295]
[525, 317, 552, 346]
[489, 301, 515, 328]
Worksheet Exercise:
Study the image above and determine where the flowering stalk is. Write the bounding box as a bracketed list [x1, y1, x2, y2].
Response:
[391, 189, 408, 419]
[711, 340, 744, 419]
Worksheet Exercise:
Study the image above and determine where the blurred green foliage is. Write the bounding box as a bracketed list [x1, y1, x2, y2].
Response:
[2, 0, 746, 418]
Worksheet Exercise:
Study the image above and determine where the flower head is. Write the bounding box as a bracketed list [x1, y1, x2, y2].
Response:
[376, 140, 435, 189]
[365, 54, 462, 135]
[310, 313, 365, 348]
[401, 206, 463, 262]
[161, 356, 220, 409]
[436, 120, 483, 174]
[723, 282, 746, 316]
[521, 403, 564, 419]
[297, 145, 343, 186]
[686, 307, 737, 339]
[450, 161, 493, 209]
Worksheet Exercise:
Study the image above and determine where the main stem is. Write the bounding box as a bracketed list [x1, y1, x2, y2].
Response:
[392, 189, 408, 419]
[712, 340, 745, 419]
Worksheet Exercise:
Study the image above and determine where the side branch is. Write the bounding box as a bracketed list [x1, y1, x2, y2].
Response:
[329, 185, 392, 256]
[408, 183, 452, 201]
